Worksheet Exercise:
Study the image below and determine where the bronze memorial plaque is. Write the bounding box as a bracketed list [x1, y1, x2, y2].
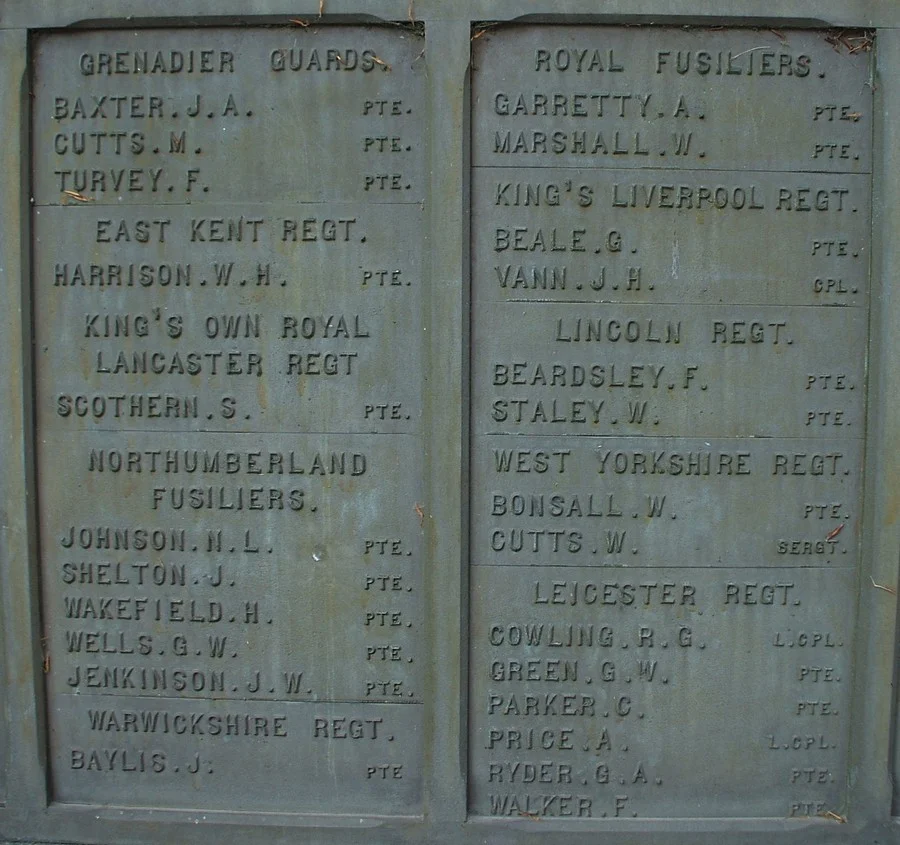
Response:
[2, 6, 898, 843]
[469, 26, 873, 820]
[32, 25, 426, 814]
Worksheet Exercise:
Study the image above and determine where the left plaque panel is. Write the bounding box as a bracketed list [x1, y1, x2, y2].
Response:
[32, 26, 425, 815]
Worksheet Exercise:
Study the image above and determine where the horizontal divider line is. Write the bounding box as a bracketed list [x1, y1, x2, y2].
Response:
[40, 429, 422, 436]
[470, 563, 855, 570]
[476, 300, 866, 309]
[33, 200, 425, 209]
[57, 691, 424, 706]
[473, 299, 868, 310]
[472, 164, 873, 176]
[476, 432, 865, 440]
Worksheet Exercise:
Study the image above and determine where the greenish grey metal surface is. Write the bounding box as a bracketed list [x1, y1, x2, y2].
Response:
[0, 2, 898, 845]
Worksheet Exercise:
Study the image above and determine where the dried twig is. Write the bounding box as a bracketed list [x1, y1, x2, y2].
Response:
[289, 17, 310, 26]
[825, 523, 844, 541]
[371, 54, 392, 71]
[820, 810, 847, 823]
[731, 46, 772, 60]
[826, 30, 874, 54]
[414, 503, 424, 526]
[870, 576, 896, 596]
[63, 189, 93, 203]
[472, 21, 500, 41]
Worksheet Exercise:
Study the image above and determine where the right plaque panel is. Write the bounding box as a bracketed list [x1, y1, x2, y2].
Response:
[469, 26, 872, 821]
